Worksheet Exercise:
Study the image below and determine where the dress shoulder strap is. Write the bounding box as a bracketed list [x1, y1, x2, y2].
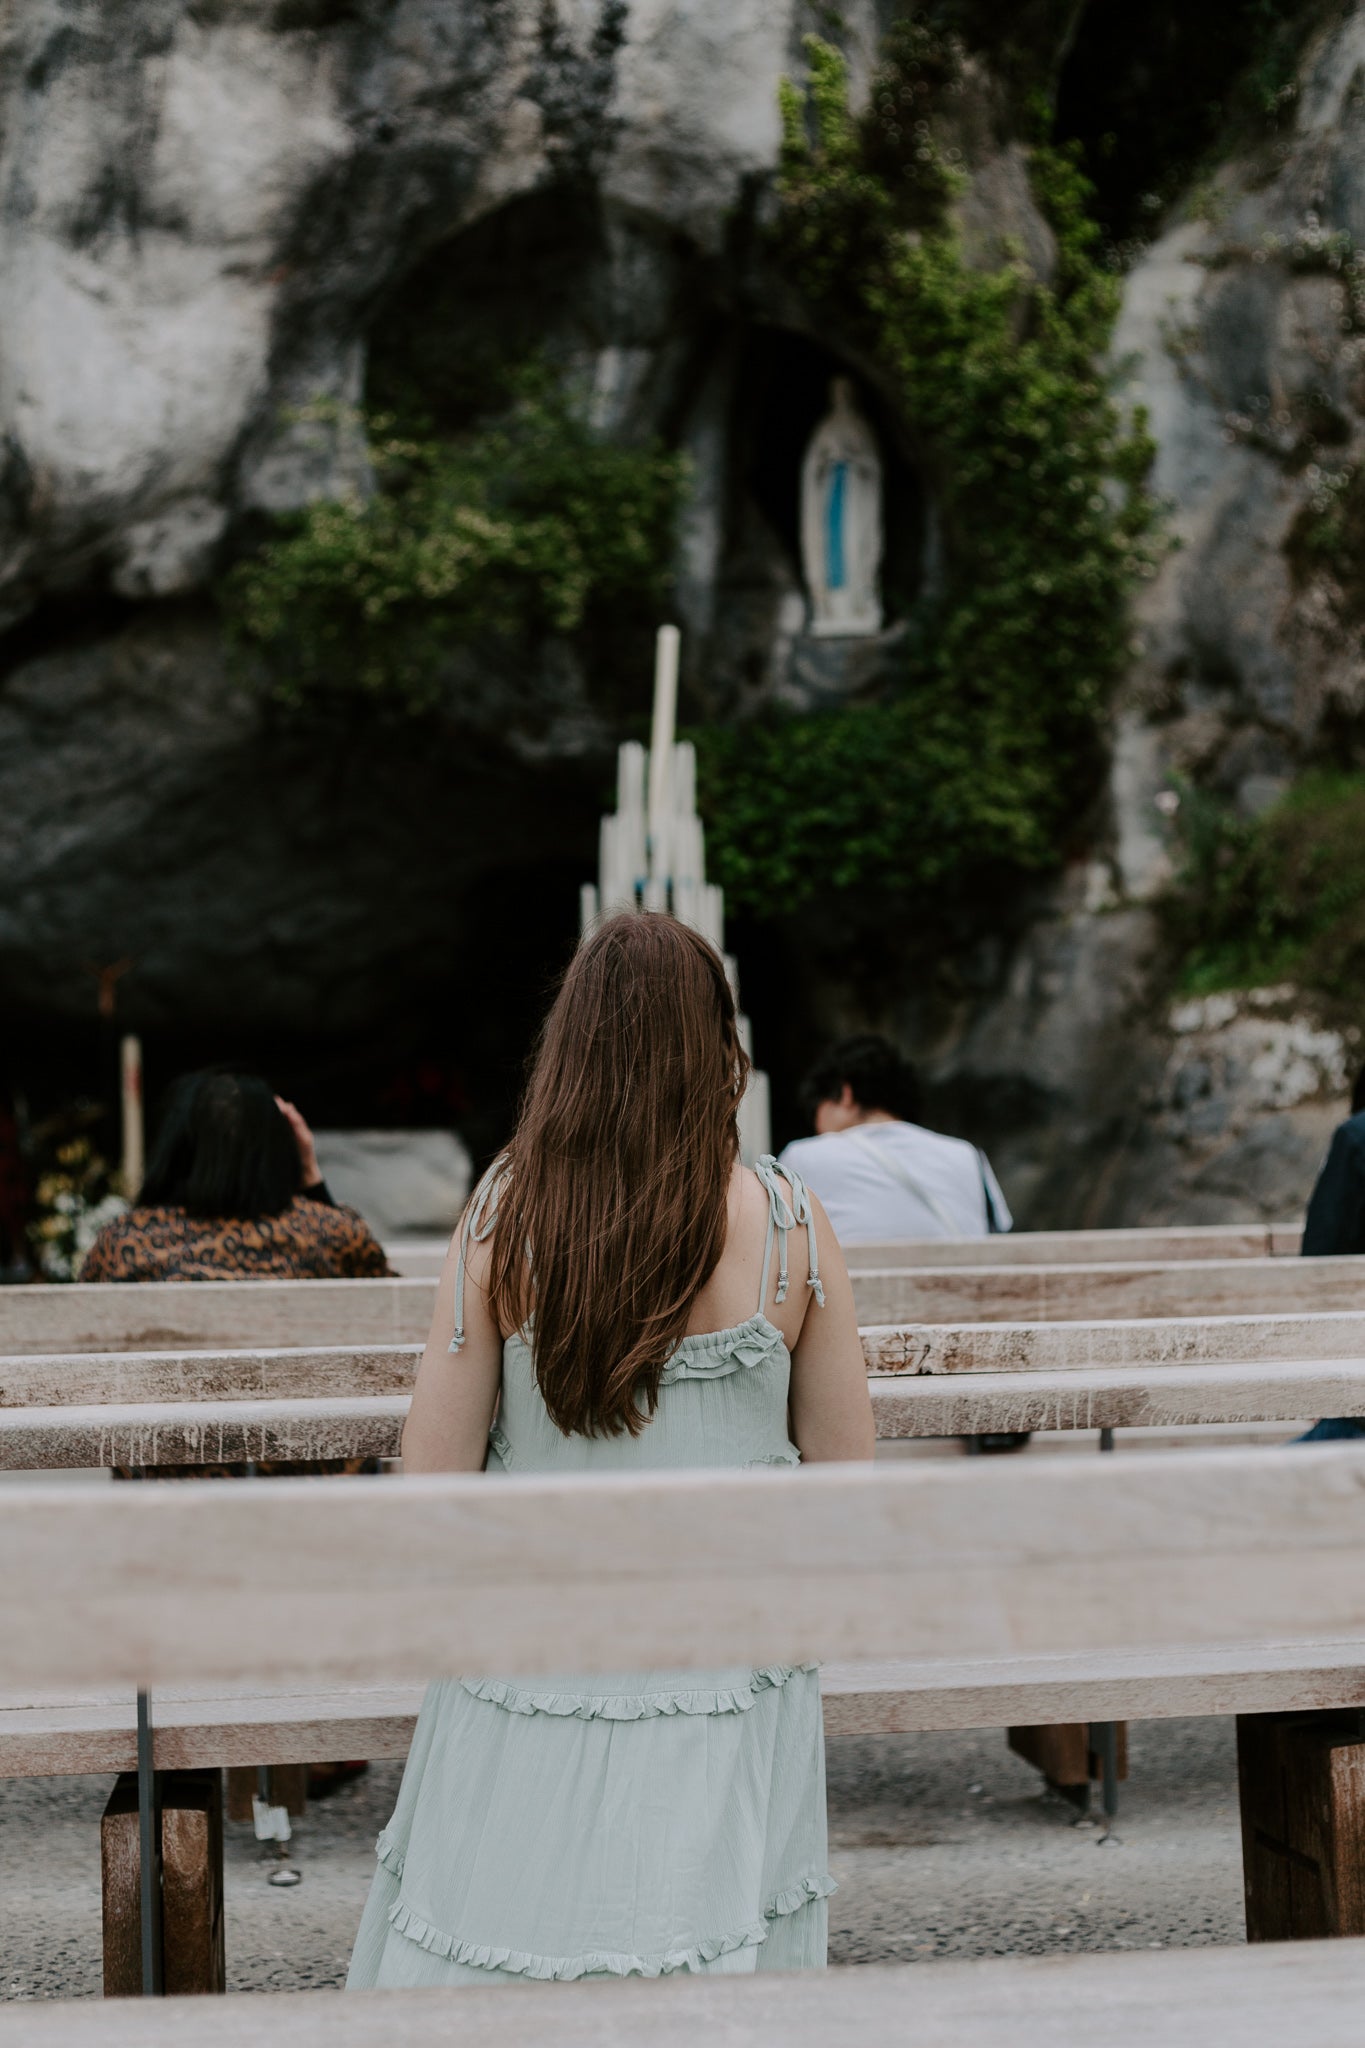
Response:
[751, 1155, 825, 1316]
[448, 1157, 511, 1354]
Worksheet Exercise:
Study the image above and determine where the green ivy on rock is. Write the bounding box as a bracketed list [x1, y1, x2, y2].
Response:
[1167, 773, 1365, 1014]
[697, 32, 1157, 922]
[224, 376, 684, 715]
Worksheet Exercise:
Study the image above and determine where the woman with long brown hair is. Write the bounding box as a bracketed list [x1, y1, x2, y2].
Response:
[348, 913, 873, 1987]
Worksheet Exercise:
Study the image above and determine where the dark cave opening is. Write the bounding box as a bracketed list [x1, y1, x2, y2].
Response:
[3, 848, 590, 1185]
[365, 182, 705, 435]
[1054, 0, 1322, 247]
[367, 186, 611, 430]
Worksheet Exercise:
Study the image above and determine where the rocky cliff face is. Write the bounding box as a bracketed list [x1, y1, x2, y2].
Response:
[1113, 7, 1365, 848]
[0, 0, 909, 621]
[0, 0, 869, 1061]
[897, 5, 1365, 1226]
[2, 0, 1360, 1218]
[0, 1, 1052, 1045]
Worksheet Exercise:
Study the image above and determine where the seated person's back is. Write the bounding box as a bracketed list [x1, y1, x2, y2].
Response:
[1295, 1065, 1365, 1442]
[779, 1034, 1010, 1246]
[80, 1069, 390, 1282]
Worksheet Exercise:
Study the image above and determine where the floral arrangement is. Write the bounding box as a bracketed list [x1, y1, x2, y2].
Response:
[29, 1137, 127, 1282]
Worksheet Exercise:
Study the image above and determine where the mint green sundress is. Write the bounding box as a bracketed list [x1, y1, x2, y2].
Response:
[346, 1156, 833, 1988]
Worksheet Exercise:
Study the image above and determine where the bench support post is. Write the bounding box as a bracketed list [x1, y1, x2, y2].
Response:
[1007, 1722, 1128, 1811]
[1092, 1720, 1120, 1819]
[1237, 1711, 1365, 1940]
[102, 1766, 225, 1996]
[226, 1763, 307, 1824]
[136, 1690, 162, 1995]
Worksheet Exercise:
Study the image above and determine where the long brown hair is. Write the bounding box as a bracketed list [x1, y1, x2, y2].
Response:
[484, 912, 751, 1437]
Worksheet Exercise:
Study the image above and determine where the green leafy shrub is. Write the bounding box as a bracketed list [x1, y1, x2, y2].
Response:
[1285, 460, 1365, 622]
[1168, 774, 1365, 1011]
[225, 377, 685, 714]
[697, 34, 1156, 921]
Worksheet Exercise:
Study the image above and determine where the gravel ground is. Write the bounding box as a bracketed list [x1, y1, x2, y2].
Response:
[0, 1715, 1244, 1999]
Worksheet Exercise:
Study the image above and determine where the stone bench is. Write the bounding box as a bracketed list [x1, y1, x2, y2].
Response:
[7, 1254, 1364, 1354]
[0, 1279, 433, 1356]
[10, 1632, 1365, 1777]
[3, 1294, 1352, 1990]
[6, 1446, 1365, 2012]
[16, 1934, 1365, 2045]
[874, 1309, 1365, 1373]
[10, 1303, 1365, 1466]
[5, 1937, 1365, 2046]
[0, 1365, 1337, 1468]
[852, 1257, 1365, 1325]
[820, 1223, 1302, 1268]
[11, 1305, 1365, 1399]
[13, 1296, 1365, 1468]
[382, 1221, 1305, 1276]
[3, 1285, 1361, 1989]
[868, 1360, 1350, 1437]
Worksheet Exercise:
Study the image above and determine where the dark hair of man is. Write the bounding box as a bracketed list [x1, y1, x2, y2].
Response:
[800, 1034, 924, 1125]
[138, 1069, 302, 1219]
[1352, 1065, 1365, 1118]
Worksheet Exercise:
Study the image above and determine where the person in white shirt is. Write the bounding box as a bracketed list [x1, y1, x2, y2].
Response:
[782, 1035, 1023, 1463]
[778, 1035, 1011, 1246]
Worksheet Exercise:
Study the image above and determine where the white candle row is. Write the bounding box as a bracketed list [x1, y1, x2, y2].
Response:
[586, 739, 713, 931]
[647, 624, 680, 841]
[579, 625, 770, 1160]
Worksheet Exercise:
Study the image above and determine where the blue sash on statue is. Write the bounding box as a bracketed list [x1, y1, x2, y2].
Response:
[826, 461, 848, 590]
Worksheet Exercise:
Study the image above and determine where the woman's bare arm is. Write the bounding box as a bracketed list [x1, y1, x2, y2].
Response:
[400, 1229, 502, 1474]
[788, 1194, 875, 1463]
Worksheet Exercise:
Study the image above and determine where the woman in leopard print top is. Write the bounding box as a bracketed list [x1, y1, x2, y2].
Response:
[80, 1186, 389, 1282]
[79, 1070, 390, 1282]
[81, 1072, 392, 1499]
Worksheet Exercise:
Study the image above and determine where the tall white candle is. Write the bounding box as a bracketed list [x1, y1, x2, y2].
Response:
[673, 741, 696, 819]
[618, 740, 647, 820]
[581, 619, 768, 1150]
[120, 1034, 144, 1200]
[647, 624, 680, 869]
[621, 790, 647, 889]
[703, 883, 725, 952]
[599, 816, 621, 909]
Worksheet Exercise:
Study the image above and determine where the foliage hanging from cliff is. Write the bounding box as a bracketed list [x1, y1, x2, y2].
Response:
[1168, 775, 1365, 1012]
[1056, 0, 1329, 251]
[696, 31, 1157, 918]
[225, 376, 684, 714]
[1285, 457, 1365, 624]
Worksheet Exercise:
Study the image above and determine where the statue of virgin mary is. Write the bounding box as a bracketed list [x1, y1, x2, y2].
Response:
[799, 377, 884, 637]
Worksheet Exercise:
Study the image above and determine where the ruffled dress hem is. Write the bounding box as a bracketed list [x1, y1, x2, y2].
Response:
[374, 1820, 836, 1982]
[457, 1662, 817, 1721]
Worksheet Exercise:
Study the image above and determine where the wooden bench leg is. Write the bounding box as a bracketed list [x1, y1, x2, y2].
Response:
[225, 1762, 307, 1824]
[163, 1772, 225, 1994]
[1238, 1711, 1365, 1940]
[271, 1763, 308, 1817]
[102, 1770, 225, 1995]
[1008, 1723, 1129, 1810]
[101, 1775, 145, 1997]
